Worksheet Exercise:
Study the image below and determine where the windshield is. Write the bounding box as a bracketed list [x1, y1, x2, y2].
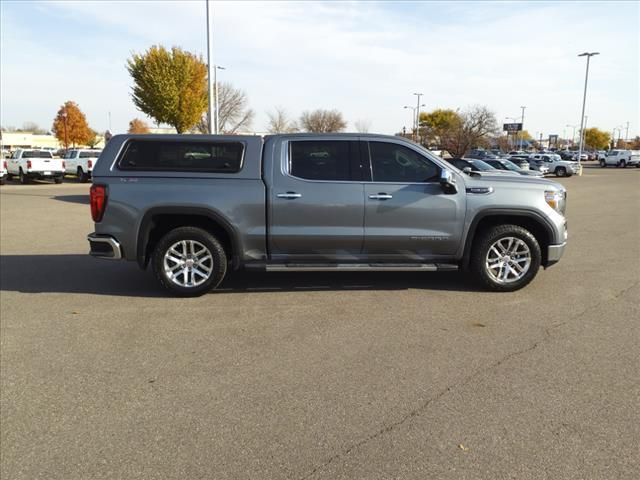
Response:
[23, 150, 53, 158]
[469, 159, 496, 171]
[501, 160, 522, 171]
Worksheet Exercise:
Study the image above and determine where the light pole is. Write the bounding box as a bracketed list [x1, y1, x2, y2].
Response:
[214, 65, 225, 134]
[624, 121, 630, 144]
[413, 93, 424, 143]
[566, 124, 578, 147]
[205, 0, 215, 134]
[613, 126, 623, 148]
[519, 106, 526, 150]
[577, 51, 599, 175]
[404, 104, 424, 142]
[62, 110, 68, 150]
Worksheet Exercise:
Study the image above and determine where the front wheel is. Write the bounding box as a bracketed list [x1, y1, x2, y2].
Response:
[470, 225, 541, 292]
[620, 160, 626, 168]
[152, 226, 227, 297]
[600, 160, 606, 167]
[556, 167, 567, 177]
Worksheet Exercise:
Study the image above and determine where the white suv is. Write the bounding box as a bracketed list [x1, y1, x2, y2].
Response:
[530, 154, 579, 177]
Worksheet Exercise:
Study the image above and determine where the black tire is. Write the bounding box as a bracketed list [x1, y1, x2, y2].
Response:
[78, 168, 89, 183]
[470, 224, 541, 292]
[19, 169, 28, 184]
[0, 177, 5, 185]
[600, 160, 606, 168]
[620, 160, 626, 168]
[54, 176, 63, 184]
[556, 167, 567, 177]
[152, 226, 227, 297]
[6, 174, 13, 181]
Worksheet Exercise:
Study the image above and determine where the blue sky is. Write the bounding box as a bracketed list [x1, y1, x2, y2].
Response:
[1, 0, 638, 139]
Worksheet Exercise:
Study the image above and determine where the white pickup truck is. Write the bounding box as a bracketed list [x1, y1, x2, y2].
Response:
[1, 159, 7, 185]
[64, 149, 102, 182]
[600, 150, 640, 168]
[6, 149, 65, 184]
[530, 153, 579, 177]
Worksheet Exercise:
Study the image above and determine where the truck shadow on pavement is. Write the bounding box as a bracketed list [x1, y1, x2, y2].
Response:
[51, 195, 89, 205]
[0, 254, 476, 297]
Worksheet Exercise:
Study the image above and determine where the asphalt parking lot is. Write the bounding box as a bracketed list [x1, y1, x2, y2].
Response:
[1, 165, 639, 480]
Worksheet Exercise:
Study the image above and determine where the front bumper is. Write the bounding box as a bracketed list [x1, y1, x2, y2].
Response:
[545, 242, 566, 268]
[88, 233, 122, 260]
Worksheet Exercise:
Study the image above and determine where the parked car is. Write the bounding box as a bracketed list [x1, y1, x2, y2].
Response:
[484, 159, 544, 177]
[87, 134, 568, 296]
[6, 149, 65, 184]
[0, 159, 7, 185]
[529, 154, 578, 177]
[446, 158, 519, 176]
[558, 151, 575, 161]
[507, 155, 532, 171]
[596, 151, 608, 162]
[64, 149, 102, 182]
[466, 149, 500, 161]
[600, 150, 640, 168]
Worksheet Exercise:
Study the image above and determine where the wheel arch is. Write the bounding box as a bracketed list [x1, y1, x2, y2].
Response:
[137, 207, 241, 270]
[462, 209, 555, 269]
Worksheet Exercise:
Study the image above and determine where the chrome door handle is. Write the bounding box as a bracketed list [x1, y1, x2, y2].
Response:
[368, 193, 393, 200]
[277, 192, 302, 199]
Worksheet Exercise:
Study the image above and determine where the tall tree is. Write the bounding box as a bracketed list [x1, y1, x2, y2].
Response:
[196, 82, 254, 134]
[86, 130, 101, 148]
[52, 101, 92, 148]
[128, 118, 150, 134]
[127, 45, 208, 133]
[299, 109, 347, 133]
[583, 127, 610, 150]
[266, 107, 298, 133]
[354, 119, 371, 133]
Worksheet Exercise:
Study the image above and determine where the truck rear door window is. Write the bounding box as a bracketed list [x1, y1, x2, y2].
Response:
[118, 140, 244, 173]
[289, 141, 353, 181]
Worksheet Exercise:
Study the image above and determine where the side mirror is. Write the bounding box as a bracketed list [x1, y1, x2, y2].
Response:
[462, 166, 472, 174]
[439, 169, 458, 194]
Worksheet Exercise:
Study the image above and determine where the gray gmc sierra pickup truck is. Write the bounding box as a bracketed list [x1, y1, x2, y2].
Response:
[88, 134, 567, 296]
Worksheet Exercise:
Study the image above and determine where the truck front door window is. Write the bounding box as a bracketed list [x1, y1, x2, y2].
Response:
[369, 142, 440, 182]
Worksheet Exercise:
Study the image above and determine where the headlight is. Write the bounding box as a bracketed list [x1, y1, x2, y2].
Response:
[545, 190, 566, 215]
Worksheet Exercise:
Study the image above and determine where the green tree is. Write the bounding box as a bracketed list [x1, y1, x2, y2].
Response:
[420, 108, 462, 148]
[52, 101, 92, 148]
[583, 128, 610, 150]
[127, 45, 208, 133]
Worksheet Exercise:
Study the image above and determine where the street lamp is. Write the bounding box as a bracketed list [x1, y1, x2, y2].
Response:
[205, 0, 215, 134]
[61, 110, 68, 150]
[413, 93, 424, 142]
[577, 51, 599, 175]
[519, 106, 526, 150]
[214, 65, 226, 134]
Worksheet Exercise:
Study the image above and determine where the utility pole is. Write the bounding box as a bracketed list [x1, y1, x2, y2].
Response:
[206, 0, 215, 134]
[519, 106, 526, 150]
[214, 65, 225, 134]
[577, 52, 599, 175]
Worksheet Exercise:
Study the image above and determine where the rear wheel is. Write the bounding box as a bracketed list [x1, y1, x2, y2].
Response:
[470, 224, 541, 292]
[78, 167, 89, 183]
[600, 159, 606, 167]
[19, 169, 28, 184]
[620, 160, 626, 168]
[54, 176, 63, 184]
[152, 226, 227, 297]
